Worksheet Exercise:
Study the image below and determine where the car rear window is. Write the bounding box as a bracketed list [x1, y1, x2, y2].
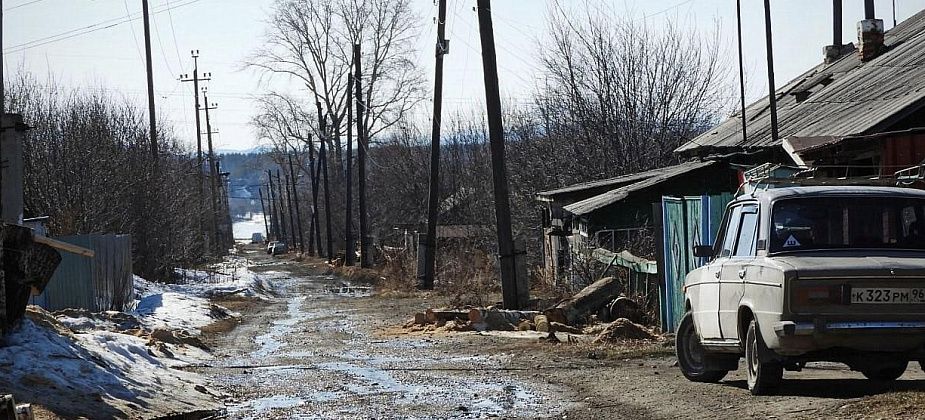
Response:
[770, 197, 925, 252]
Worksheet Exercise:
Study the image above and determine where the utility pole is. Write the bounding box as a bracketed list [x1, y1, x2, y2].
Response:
[201, 88, 220, 252]
[344, 73, 355, 266]
[763, 0, 780, 144]
[275, 170, 289, 243]
[317, 102, 334, 263]
[735, 1, 747, 144]
[283, 169, 298, 248]
[419, 0, 449, 289]
[141, 0, 158, 159]
[266, 171, 281, 241]
[258, 187, 270, 240]
[476, 0, 524, 310]
[180, 50, 211, 243]
[288, 153, 305, 253]
[308, 132, 321, 257]
[354, 43, 370, 268]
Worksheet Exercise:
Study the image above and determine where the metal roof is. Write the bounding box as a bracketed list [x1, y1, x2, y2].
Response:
[676, 9, 925, 156]
[562, 161, 716, 216]
[536, 169, 659, 201]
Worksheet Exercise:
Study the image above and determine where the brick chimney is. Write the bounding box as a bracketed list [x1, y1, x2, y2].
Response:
[857, 0, 884, 61]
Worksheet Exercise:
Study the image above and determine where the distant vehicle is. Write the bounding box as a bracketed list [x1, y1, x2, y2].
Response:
[251, 233, 265, 244]
[677, 186, 925, 395]
[269, 241, 288, 255]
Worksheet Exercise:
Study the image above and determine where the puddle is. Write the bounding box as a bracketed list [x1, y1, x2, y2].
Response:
[251, 296, 309, 357]
[327, 284, 373, 297]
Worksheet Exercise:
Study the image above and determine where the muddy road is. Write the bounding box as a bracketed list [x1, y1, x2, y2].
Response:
[196, 247, 925, 419]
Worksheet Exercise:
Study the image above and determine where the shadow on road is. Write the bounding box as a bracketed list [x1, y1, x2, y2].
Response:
[723, 378, 925, 398]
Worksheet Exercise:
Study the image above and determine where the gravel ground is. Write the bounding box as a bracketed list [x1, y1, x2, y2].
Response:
[197, 246, 925, 420]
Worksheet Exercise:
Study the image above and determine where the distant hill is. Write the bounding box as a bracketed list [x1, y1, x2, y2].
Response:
[218, 151, 280, 220]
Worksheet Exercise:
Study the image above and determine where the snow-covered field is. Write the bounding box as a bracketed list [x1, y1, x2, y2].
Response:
[233, 213, 267, 240]
[0, 256, 278, 418]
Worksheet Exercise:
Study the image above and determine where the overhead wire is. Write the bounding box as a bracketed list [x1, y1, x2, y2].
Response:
[4, 0, 204, 54]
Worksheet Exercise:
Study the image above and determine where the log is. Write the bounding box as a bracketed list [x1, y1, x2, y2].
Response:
[33, 235, 95, 258]
[425, 309, 469, 324]
[468, 308, 540, 331]
[545, 276, 622, 326]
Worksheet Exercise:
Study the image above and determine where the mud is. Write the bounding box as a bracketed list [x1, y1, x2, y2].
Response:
[199, 246, 925, 419]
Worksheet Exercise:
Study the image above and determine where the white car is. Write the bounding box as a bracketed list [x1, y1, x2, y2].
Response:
[677, 186, 925, 395]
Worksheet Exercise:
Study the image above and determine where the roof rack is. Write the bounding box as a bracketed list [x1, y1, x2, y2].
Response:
[739, 163, 925, 196]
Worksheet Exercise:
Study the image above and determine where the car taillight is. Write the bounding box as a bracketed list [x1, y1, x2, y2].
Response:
[793, 285, 847, 306]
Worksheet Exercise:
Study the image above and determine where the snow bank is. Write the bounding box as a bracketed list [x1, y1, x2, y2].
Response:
[0, 311, 220, 418]
[130, 256, 277, 334]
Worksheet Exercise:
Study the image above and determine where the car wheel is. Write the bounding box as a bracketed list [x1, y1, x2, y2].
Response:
[861, 361, 908, 381]
[745, 319, 783, 395]
[676, 311, 728, 383]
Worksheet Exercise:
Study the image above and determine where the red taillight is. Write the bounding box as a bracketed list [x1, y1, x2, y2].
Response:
[793, 285, 846, 306]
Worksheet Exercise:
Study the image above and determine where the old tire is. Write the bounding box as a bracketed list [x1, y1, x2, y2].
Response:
[676, 311, 728, 383]
[745, 319, 783, 395]
[861, 361, 908, 381]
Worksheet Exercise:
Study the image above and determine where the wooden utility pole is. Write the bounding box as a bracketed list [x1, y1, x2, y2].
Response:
[354, 44, 370, 268]
[288, 153, 305, 253]
[275, 170, 289, 242]
[258, 187, 270, 240]
[141, 0, 158, 159]
[180, 50, 210, 240]
[283, 169, 298, 247]
[736, 1, 748, 144]
[317, 102, 334, 263]
[419, 0, 449, 289]
[266, 172, 282, 241]
[476, 0, 524, 310]
[308, 132, 321, 257]
[763, 0, 780, 143]
[201, 89, 220, 252]
[344, 73, 355, 266]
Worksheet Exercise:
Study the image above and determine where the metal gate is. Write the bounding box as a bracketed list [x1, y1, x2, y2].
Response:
[660, 194, 732, 332]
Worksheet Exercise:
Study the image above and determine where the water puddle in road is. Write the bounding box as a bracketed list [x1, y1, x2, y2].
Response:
[251, 296, 309, 357]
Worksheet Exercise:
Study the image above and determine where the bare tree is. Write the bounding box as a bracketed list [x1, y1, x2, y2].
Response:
[248, 0, 426, 163]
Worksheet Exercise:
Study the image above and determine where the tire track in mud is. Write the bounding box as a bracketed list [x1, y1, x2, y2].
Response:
[198, 256, 572, 419]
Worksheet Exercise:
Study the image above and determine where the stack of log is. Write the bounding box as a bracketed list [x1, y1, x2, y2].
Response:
[406, 276, 658, 340]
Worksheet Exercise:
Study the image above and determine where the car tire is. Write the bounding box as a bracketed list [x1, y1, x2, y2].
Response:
[676, 311, 728, 383]
[745, 319, 783, 395]
[861, 361, 908, 381]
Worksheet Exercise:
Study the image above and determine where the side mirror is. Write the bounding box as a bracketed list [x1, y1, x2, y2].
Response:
[693, 245, 715, 258]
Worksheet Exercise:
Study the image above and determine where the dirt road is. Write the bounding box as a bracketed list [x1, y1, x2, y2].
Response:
[197, 247, 925, 419]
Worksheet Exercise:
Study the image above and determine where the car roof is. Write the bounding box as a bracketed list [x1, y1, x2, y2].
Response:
[734, 186, 925, 205]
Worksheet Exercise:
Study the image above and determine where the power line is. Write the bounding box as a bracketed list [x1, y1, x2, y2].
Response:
[4, 0, 45, 12]
[4, 0, 203, 54]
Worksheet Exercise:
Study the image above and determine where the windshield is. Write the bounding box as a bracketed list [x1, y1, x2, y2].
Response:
[770, 196, 925, 253]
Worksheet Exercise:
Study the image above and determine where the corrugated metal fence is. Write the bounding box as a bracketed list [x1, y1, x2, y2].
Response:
[31, 234, 133, 312]
[660, 194, 732, 333]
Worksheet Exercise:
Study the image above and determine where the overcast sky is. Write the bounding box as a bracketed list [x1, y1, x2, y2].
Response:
[4, 0, 923, 151]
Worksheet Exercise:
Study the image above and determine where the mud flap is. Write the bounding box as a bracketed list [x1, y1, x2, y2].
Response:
[704, 354, 740, 371]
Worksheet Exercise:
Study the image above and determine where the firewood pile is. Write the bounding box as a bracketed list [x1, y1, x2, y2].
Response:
[405, 276, 660, 342]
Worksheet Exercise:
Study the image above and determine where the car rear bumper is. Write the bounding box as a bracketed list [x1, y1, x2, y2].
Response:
[772, 320, 925, 356]
[775, 320, 925, 336]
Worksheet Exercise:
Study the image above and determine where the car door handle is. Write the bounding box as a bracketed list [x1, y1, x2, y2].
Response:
[738, 269, 747, 279]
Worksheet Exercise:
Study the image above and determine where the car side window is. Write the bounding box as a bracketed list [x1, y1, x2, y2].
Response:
[734, 205, 759, 257]
[720, 206, 743, 258]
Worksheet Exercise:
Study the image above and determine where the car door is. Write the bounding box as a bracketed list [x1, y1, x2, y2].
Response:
[695, 205, 742, 340]
[719, 204, 759, 340]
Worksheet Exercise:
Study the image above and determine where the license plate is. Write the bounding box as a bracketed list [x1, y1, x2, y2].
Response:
[851, 288, 925, 304]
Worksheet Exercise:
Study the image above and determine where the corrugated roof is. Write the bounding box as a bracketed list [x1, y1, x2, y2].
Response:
[536, 169, 659, 199]
[563, 161, 716, 216]
[676, 9, 925, 156]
